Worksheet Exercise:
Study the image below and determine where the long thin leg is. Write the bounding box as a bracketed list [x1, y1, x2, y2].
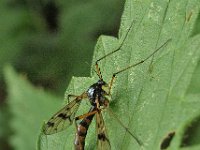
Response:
[107, 40, 171, 94]
[107, 108, 142, 146]
[96, 19, 135, 63]
[112, 39, 171, 76]
[106, 40, 171, 146]
[95, 20, 135, 80]
[75, 110, 98, 121]
[108, 84, 142, 145]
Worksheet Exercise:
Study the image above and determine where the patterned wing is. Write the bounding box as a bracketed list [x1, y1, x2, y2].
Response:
[43, 96, 83, 135]
[96, 110, 111, 150]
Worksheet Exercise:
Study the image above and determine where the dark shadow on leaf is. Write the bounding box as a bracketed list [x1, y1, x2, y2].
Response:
[190, 12, 200, 37]
[160, 131, 175, 150]
[180, 116, 200, 147]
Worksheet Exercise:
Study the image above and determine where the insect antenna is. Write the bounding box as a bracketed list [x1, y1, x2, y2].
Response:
[96, 19, 135, 64]
[95, 63, 103, 80]
[92, 64, 102, 79]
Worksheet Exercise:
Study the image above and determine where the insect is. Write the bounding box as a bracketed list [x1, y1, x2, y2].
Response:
[43, 19, 171, 150]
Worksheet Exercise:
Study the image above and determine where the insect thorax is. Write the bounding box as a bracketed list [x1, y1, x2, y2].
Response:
[87, 80, 108, 106]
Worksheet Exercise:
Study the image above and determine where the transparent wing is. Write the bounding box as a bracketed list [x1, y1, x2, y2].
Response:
[96, 110, 111, 150]
[43, 94, 85, 135]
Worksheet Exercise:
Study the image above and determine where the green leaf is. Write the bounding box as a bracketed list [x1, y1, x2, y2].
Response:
[187, 61, 200, 94]
[39, 0, 200, 150]
[4, 66, 61, 150]
[180, 145, 200, 150]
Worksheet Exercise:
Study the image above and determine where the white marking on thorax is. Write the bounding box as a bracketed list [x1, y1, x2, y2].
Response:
[88, 88, 95, 96]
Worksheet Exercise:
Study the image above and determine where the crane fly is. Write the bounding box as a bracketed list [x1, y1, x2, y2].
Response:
[43, 19, 171, 149]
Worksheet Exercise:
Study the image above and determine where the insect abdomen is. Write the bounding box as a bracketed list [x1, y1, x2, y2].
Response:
[74, 111, 95, 150]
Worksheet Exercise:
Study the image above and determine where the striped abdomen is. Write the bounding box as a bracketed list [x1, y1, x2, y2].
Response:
[74, 107, 95, 150]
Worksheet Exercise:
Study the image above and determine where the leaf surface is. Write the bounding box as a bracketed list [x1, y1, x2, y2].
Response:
[39, 0, 200, 150]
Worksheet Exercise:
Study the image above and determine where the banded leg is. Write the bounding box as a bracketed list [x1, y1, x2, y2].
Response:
[95, 62, 103, 80]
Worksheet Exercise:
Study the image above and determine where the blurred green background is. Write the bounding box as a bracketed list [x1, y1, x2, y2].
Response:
[0, 0, 125, 149]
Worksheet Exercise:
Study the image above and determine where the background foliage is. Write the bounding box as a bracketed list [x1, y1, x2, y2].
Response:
[0, 0, 124, 149]
[1, 0, 200, 150]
